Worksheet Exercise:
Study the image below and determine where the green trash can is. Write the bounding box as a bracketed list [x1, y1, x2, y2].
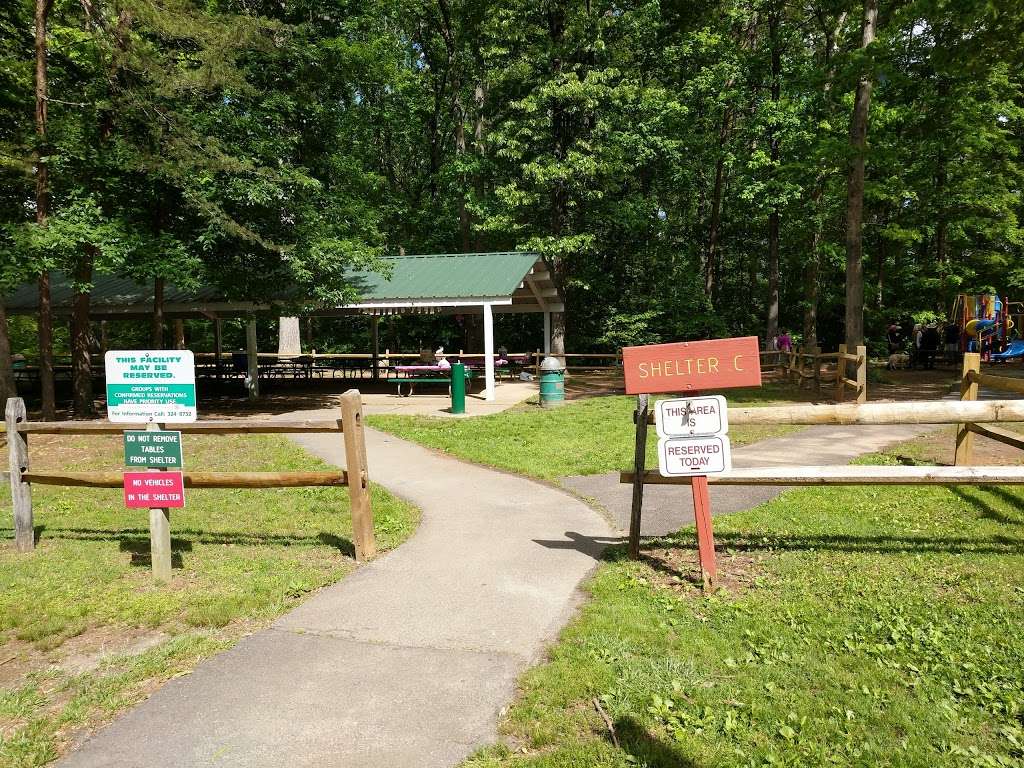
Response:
[450, 363, 466, 414]
[539, 356, 565, 408]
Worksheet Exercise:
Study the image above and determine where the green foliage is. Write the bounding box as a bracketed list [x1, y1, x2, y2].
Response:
[2, 0, 1023, 351]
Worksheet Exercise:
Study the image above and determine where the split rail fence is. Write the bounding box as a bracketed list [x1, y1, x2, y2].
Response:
[761, 345, 867, 403]
[956, 352, 1024, 463]
[4, 389, 374, 580]
[623, 397, 1024, 487]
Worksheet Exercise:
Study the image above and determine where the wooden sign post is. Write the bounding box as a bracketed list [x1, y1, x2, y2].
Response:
[623, 337, 761, 588]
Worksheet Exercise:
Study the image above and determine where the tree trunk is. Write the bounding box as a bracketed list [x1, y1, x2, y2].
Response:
[547, 5, 570, 354]
[0, 298, 17, 412]
[152, 276, 165, 348]
[550, 311, 566, 359]
[765, 7, 782, 341]
[71, 251, 95, 418]
[876, 230, 886, 309]
[767, 210, 780, 339]
[705, 113, 730, 298]
[844, 0, 878, 360]
[38, 273, 55, 419]
[35, 0, 55, 420]
[804, 227, 820, 348]
[173, 319, 186, 350]
[472, 77, 486, 250]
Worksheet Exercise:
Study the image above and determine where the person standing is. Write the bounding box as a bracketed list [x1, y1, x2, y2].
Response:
[921, 323, 941, 369]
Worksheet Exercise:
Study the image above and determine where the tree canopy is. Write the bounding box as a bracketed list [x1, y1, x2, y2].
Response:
[2, 0, 1022, 372]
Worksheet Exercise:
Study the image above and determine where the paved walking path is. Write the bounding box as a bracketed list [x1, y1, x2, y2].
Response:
[61, 402, 949, 767]
[61, 419, 615, 768]
[562, 422, 943, 536]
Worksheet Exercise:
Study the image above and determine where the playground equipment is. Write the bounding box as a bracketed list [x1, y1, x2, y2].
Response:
[950, 293, 1023, 361]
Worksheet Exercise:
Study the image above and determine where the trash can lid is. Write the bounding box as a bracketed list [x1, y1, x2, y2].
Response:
[540, 356, 564, 372]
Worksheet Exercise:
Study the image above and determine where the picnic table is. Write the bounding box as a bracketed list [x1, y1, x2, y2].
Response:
[388, 365, 473, 396]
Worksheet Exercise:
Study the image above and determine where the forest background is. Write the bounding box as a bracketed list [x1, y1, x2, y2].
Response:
[1, 0, 1023, 416]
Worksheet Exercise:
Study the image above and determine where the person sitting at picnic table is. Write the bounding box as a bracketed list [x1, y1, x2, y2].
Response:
[435, 346, 450, 369]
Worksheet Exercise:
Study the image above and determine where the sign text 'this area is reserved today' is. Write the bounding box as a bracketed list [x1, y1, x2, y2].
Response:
[621, 336, 762, 589]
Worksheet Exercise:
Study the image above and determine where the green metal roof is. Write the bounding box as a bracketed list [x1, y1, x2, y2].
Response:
[348, 251, 541, 301]
[4, 252, 543, 314]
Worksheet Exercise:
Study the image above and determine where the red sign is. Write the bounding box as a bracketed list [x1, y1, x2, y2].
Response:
[623, 336, 762, 395]
[123, 471, 185, 508]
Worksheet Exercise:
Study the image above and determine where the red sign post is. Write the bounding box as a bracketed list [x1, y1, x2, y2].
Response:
[622, 336, 762, 589]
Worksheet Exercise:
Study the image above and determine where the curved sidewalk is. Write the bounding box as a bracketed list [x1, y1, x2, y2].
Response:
[60, 421, 615, 768]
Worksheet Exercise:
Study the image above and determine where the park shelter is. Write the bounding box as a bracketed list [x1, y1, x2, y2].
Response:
[4, 251, 562, 401]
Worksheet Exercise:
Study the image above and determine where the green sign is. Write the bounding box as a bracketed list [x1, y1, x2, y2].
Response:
[123, 430, 183, 468]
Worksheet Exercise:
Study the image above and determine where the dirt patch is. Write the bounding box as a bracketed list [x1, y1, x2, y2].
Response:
[641, 546, 765, 596]
[869, 367, 960, 401]
[0, 625, 170, 691]
[886, 425, 1024, 467]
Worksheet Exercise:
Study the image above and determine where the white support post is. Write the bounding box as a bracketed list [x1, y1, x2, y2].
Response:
[246, 318, 259, 400]
[483, 302, 495, 401]
[543, 311, 551, 356]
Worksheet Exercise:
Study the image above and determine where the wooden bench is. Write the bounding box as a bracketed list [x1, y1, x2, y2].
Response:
[388, 367, 473, 396]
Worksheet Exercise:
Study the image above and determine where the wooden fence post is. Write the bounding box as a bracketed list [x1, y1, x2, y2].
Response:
[836, 344, 847, 402]
[5, 397, 34, 552]
[856, 344, 868, 404]
[340, 389, 375, 561]
[147, 422, 173, 582]
[955, 352, 981, 466]
[628, 394, 649, 560]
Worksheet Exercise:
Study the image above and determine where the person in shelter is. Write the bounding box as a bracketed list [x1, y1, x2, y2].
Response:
[435, 346, 451, 369]
[776, 330, 793, 353]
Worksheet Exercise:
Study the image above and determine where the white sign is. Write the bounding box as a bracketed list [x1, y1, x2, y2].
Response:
[105, 351, 197, 423]
[658, 435, 732, 476]
[655, 395, 729, 438]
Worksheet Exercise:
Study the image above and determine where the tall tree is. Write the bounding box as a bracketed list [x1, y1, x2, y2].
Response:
[844, 0, 878, 355]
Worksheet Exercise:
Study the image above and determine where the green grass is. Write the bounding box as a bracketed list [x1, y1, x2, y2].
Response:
[463, 439, 1024, 767]
[0, 433, 418, 767]
[368, 386, 805, 481]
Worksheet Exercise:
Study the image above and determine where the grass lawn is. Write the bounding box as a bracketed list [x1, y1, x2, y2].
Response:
[463, 432, 1024, 767]
[0, 432, 418, 767]
[367, 385, 808, 481]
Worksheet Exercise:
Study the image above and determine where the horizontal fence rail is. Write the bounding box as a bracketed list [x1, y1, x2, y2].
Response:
[23, 470, 348, 488]
[645, 399, 1024, 426]
[1, 419, 343, 435]
[622, 465, 1024, 486]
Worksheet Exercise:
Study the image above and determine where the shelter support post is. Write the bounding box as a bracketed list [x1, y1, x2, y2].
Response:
[246, 318, 259, 400]
[213, 318, 223, 385]
[543, 312, 551, 356]
[483, 302, 495, 401]
[371, 315, 380, 381]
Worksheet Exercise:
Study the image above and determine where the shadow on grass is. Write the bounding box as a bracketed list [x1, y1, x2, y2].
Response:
[615, 716, 697, 768]
[952, 486, 1024, 526]
[696, 530, 1022, 556]
[15, 525, 356, 559]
